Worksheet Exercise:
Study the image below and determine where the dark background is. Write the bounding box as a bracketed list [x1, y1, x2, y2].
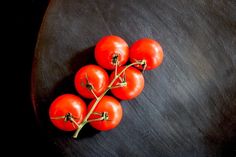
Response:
[9, 0, 50, 156]
[30, 0, 50, 155]
[31, 0, 50, 155]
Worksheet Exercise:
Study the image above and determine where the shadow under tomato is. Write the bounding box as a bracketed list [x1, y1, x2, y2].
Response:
[70, 46, 97, 73]
[51, 46, 98, 102]
[77, 124, 101, 139]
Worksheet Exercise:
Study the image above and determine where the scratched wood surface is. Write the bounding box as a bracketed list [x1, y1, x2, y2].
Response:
[32, 0, 236, 156]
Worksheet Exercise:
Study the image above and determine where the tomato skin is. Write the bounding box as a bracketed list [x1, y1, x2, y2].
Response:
[95, 35, 129, 70]
[49, 94, 87, 131]
[129, 38, 164, 70]
[110, 66, 144, 100]
[88, 96, 123, 131]
[74, 64, 109, 99]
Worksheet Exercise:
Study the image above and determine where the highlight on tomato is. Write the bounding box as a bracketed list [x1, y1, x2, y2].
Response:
[95, 35, 129, 70]
[109, 66, 145, 100]
[87, 96, 123, 131]
[129, 38, 164, 70]
[74, 64, 109, 99]
[49, 94, 87, 131]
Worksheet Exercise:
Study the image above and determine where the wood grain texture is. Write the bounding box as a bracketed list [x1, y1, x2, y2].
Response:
[32, 0, 236, 156]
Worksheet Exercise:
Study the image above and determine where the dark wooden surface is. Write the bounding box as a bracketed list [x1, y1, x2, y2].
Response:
[32, 0, 236, 156]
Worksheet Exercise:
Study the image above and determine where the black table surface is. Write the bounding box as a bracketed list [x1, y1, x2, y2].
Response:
[31, 0, 236, 156]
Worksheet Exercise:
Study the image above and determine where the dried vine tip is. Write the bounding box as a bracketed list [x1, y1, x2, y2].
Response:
[85, 74, 94, 90]
[140, 59, 146, 65]
[102, 112, 109, 120]
[112, 54, 119, 64]
[141, 60, 147, 72]
[135, 59, 147, 72]
[64, 113, 73, 122]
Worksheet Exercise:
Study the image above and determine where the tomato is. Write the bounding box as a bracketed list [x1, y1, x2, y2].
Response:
[109, 66, 144, 100]
[49, 94, 87, 131]
[88, 96, 123, 131]
[129, 38, 164, 70]
[74, 64, 109, 99]
[95, 35, 129, 70]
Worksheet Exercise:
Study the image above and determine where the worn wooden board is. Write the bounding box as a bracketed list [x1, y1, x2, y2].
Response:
[32, 0, 236, 156]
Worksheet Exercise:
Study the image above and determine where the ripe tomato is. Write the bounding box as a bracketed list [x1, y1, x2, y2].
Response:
[95, 35, 129, 70]
[129, 38, 164, 70]
[74, 64, 109, 99]
[88, 96, 123, 131]
[109, 66, 144, 100]
[49, 94, 87, 131]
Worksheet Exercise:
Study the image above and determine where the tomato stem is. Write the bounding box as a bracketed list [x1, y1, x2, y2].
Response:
[68, 116, 79, 128]
[50, 112, 80, 128]
[87, 112, 109, 123]
[112, 54, 119, 65]
[142, 60, 147, 72]
[87, 117, 104, 123]
[73, 121, 87, 138]
[92, 112, 103, 116]
[90, 89, 98, 100]
[114, 56, 118, 76]
[50, 115, 66, 120]
[109, 82, 127, 89]
[72, 60, 145, 138]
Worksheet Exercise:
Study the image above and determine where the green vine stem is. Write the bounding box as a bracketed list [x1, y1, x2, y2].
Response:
[73, 60, 146, 138]
[50, 113, 80, 129]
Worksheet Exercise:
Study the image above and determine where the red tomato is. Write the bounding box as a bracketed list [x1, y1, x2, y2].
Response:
[49, 94, 87, 131]
[129, 38, 164, 70]
[95, 35, 129, 70]
[110, 66, 144, 100]
[74, 64, 109, 99]
[88, 96, 123, 131]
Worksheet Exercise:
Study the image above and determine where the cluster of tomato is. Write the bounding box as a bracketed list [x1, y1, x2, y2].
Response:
[49, 35, 164, 138]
